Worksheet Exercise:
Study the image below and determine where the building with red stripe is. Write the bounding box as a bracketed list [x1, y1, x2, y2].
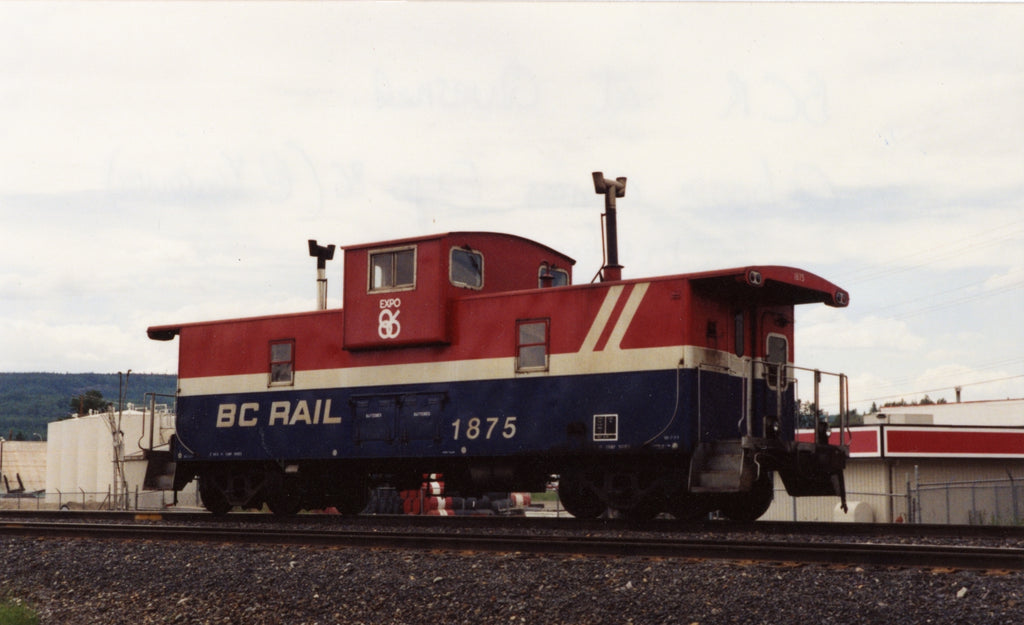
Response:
[766, 399, 1024, 524]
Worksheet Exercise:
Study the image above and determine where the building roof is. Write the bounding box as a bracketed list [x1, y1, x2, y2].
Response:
[872, 398, 1024, 427]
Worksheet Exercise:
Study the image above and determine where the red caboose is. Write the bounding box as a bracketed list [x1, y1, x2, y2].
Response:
[148, 173, 850, 519]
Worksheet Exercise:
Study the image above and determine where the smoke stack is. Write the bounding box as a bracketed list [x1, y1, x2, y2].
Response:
[308, 240, 336, 310]
[592, 171, 627, 281]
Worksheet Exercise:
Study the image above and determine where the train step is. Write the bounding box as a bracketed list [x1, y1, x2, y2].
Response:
[688, 440, 744, 492]
[142, 449, 176, 491]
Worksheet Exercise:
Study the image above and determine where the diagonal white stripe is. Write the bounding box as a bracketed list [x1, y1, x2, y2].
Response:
[578, 285, 624, 353]
[605, 282, 649, 350]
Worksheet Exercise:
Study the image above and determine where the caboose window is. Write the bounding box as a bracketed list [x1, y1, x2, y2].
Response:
[369, 247, 415, 291]
[269, 340, 295, 386]
[450, 247, 484, 289]
[538, 264, 569, 287]
[516, 319, 549, 372]
[765, 334, 788, 390]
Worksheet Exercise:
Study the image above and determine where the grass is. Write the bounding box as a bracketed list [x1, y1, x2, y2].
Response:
[0, 599, 39, 625]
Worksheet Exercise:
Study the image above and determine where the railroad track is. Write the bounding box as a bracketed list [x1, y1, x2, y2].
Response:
[2, 517, 1022, 571]
[2, 508, 1023, 541]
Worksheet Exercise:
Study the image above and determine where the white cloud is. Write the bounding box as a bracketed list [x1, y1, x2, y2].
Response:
[984, 264, 1024, 291]
[798, 309, 926, 353]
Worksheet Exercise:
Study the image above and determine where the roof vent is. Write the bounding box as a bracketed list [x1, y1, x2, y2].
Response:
[308, 240, 336, 310]
[592, 171, 627, 282]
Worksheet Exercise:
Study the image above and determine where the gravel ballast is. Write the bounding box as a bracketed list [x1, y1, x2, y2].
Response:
[2, 536, 1022, 624]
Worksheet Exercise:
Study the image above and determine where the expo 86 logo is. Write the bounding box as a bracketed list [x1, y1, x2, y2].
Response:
[378, 298, 401, 339]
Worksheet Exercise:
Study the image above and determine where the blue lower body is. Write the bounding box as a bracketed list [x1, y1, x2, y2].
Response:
[174, 367, 794, 466]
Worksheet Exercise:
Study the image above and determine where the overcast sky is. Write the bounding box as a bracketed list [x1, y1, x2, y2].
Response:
[1, 2, 1021, 414]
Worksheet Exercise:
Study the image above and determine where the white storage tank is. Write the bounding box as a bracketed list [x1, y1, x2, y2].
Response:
[84, 415, 105, 493]
[833, 500, 874, 523]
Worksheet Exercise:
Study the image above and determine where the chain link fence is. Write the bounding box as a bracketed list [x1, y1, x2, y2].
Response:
[907, 475, 1023, 526]
[0, 487, 201, 512]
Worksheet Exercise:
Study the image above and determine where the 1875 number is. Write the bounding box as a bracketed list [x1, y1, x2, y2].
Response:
[451, 416, 517, 440]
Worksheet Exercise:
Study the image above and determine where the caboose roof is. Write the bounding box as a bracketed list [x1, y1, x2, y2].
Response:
[147, 308, 339, 342]
[686, 265, 849, 308]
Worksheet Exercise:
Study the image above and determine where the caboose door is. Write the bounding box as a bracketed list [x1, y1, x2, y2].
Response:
[696, 309, 749, 443]
[754, 309, 796, 440]
[696, 365, 746, 442]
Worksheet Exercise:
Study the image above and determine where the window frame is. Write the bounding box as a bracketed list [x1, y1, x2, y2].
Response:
[515, 318, 550, 373]
[367, 245, 417, 293]
[537, 264, 569, 288]
[268, 339, 296, 387]
[449, 246, 484, 290]
[764, 332, 790, 391]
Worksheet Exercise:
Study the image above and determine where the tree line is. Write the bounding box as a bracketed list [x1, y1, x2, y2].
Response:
[0, 372, 176, 441]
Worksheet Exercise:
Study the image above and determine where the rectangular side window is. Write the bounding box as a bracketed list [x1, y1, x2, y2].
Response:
[516, 318, 549, 372]
[269, 339, 295, 386]
[369, 247, 416, 291]
[450, 247, 484, 289]
[765, 334, 788, 390]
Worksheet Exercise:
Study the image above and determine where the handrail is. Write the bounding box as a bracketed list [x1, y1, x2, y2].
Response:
[750, 360, 849, 446]
[140, 392, 177, 453]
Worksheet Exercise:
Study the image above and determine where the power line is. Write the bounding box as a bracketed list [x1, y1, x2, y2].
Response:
[837, 220, 1023, 285]
[890, 280, 1023, 320]
[865, 278, 1021, 317]
[852, 374, 1024, 406]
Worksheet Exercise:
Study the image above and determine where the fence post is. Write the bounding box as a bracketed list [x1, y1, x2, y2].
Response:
[945, 482, 952, 525]
[905, 475, 912, 524]
[1009, 472, 1020, 525]
[970, 482, 977, 525]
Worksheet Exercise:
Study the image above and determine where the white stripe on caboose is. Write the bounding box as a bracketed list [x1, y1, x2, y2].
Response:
[578, 284, 624, 353]
[603, 282, 649, 351]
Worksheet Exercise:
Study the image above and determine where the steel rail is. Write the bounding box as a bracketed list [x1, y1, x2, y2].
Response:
[1, 509, 1022, 541]
[2, 520, 1022, 571]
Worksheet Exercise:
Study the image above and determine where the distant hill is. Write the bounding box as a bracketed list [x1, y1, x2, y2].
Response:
[0, 373, 177, 441]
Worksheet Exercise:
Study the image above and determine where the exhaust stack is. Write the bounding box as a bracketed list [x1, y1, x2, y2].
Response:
[308, 239, 336, 310]
[592, 171, 627, 282]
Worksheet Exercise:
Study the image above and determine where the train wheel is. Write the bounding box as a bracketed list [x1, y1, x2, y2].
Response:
[557, 470, 605, 520]
[621, 499, 661, 521]
[264, 473, 303, 517]
[718, 471, 774, 522]
[332, 475, 371, 515]
[266, 489, 303, 516]
[199, 474, 231, 516]
[667, 492, 710, 521]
